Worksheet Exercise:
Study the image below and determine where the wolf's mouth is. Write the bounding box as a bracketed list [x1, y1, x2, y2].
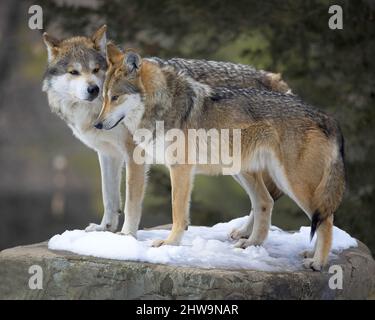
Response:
[96, 115, 125, 130]
[108, 116, 125, 129]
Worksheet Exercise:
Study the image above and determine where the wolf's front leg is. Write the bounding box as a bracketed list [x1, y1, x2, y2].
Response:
[85, 152, 124, 232]
[153, 164, 194, 247]
[119, 161, 147, 237]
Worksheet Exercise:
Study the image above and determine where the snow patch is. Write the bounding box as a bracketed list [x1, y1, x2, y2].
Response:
[48, 216, 357, 271]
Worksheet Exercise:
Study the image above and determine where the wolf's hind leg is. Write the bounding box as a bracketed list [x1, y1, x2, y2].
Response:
[229, 174, 254, 240]
[230, 210, 254, 240]
[234, 172, 274, 248]
[303, 215, 333, 271]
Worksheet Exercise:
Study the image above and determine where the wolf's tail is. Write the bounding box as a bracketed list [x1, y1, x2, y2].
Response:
[310, 127, 346, 240]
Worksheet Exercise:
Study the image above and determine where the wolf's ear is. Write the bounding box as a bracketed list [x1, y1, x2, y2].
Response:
[106, 42, 123, 66]
[123, 49, 142, 75]
[43, 33, 60, 62]
[92, 24, 107, 55]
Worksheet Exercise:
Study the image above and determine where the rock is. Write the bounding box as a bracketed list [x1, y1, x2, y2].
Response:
[0, 240, 374, 299]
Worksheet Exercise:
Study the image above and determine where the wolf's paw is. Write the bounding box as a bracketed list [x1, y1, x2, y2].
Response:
[229, 228, 251, 240]
[85, 223, 116, 232]
[302, 258, 323, 271]
[116, 231, 137, 238]
[301, 250, 315, 259]
[152, 239, 179, 247]
[234, 238, 257, 249]
[120, 224, 138, 238]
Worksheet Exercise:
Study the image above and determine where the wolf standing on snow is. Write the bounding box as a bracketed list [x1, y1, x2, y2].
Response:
[95, 47, 346, 271]
[42, 26, 290, 239]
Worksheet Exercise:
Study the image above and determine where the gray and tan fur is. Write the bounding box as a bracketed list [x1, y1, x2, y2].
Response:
[42, 26, 289, 241]
[96, 48, 345, 271]
[150, 57, 291, 94]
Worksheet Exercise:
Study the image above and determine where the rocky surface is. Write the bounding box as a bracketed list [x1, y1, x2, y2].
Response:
[0, 240, 374, 299]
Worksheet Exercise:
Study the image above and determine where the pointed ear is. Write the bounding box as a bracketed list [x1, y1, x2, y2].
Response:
[106, 42, 124, 67]
[123, 49, 142, 75]
[92, 24, 107, 55]
[43, 32, 60, 62]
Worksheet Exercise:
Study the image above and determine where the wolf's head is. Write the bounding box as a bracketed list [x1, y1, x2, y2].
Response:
[42, 25, 107, 102]
[94, 44, 147, 130]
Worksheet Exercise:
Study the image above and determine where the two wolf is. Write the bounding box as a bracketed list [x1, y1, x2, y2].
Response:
[42, 25, 345, 271]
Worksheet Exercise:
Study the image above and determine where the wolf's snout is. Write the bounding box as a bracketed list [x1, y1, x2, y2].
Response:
[87, 85, 99, 100]
[94, 122, 103, 130]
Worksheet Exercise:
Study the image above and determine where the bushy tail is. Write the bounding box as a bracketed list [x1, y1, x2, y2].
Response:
[310, 131, 346, 240]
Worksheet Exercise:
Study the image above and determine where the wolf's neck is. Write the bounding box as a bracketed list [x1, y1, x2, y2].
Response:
[135, 61, 172, 132]
[138, 62, 212, 132]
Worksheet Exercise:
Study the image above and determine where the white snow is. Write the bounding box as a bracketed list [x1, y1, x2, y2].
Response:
[48, 216, 357, 271]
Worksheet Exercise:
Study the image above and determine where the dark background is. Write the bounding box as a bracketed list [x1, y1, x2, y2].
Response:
[0, 0, 374, 253]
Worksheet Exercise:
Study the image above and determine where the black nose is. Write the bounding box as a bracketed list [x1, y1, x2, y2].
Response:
[94, 122, 103, 129]
[87, 85, 99, 96]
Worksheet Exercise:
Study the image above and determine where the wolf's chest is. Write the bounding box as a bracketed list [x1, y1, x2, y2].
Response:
[51, 98, 126, 155]
[70, 122, 127, 156]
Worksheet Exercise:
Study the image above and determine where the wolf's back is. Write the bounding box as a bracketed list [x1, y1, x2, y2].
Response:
[150, 57, 291, 94]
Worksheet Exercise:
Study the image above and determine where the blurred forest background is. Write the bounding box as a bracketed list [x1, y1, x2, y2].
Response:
[0, 0, 374, 253]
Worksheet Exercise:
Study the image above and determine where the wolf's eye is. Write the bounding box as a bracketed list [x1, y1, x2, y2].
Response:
[93, 68, 100, 74]
[111, 95, 119, 102]
[69, 70, 79, 76]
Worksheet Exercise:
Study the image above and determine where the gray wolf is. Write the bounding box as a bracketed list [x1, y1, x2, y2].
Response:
[42, 26, 290, 242]
[95, 47, 345, 271]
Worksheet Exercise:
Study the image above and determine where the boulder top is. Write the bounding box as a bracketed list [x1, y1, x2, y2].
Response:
[0, 239, 374, 299]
